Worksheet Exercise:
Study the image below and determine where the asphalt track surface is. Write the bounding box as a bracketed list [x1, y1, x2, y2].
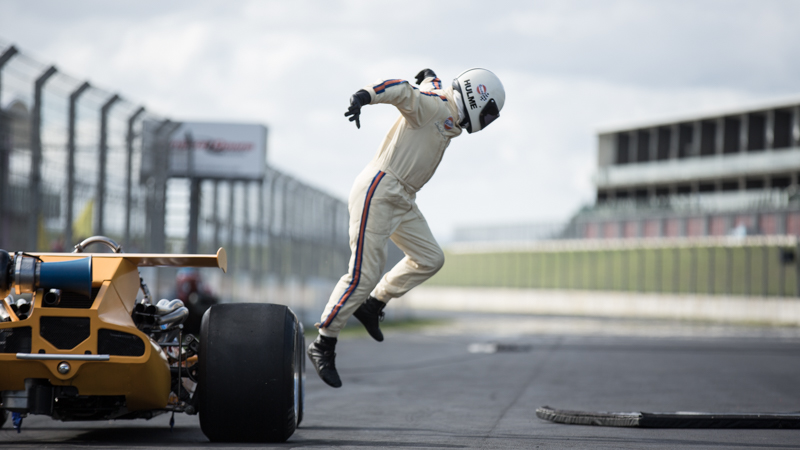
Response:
[2, 313, 800, 449]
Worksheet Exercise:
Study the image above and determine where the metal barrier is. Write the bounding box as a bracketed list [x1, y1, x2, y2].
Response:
[0, 41, 350, 313]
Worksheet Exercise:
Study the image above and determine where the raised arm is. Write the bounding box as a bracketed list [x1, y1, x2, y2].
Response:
[343, 73, 448, 129]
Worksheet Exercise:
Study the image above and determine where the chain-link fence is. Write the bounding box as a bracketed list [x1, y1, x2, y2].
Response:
[0, 41, 350, 320]
[0, 44, 149, 253]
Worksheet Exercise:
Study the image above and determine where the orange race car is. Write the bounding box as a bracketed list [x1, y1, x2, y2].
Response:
[0, 236, 305, 443]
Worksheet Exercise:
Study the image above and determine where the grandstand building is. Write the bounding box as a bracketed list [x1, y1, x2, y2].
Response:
[580, 97, 800, 239]
[454, 97, 800, 243]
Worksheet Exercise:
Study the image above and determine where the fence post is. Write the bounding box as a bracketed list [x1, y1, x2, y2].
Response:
[0, 111, 7, 249]
[242, 181, 251, 272]
[287, 178, 294, 280]
[29, 65, 57, 250]
[690, 246, 698, 294]
[282, 179, 293, 282]
[0, 46, 19, 249]
[268, 172, 281, 276]
[124, 106, 145, 249]
[185, 131, 200, 254]
[148, 120, 179, 252]
[762, 245, 768, 297]
[257, 178, 265, 279]
[227, 180, 236, 273]
[212, 180, 220, 250]
[296, 184, 304, 279]
[0, 46, 19, 106]
[778, 245, 785, 298]
[96, 94, 120, 237]
[796, 240, 800, 298]
[65, 81, 90, 248]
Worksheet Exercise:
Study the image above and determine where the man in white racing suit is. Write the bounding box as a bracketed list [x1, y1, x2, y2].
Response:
[308, 68, 505, 388]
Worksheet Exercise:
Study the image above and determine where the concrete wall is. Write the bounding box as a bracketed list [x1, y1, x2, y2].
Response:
[398, 286, 800, 326]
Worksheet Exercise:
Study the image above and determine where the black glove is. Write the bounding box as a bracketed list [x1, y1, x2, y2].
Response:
[414, 68, 436, 85]
[344, 89, 371, 129]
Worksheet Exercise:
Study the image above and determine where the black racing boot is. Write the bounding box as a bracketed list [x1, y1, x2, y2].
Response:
[353, 296, 386, 342]
[307, 335, 342, 388]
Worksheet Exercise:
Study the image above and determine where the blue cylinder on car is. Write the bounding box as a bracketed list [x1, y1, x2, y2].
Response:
[38, 257, 92, 298]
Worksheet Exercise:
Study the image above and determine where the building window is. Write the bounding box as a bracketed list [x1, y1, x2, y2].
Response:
[787, 213, 800, 236]
[759, 214, 778, 235]
[603, 222, 619, 238]
[747, 112, 766, 151]
[585, 223, 600, 239]
[698, 183, 715, 193]
[644, 220, 660, 237]
[678, 123, 693, 158]
[710, 217, 727, 236]
[745, 178, 765, 190]
[616, 132, 630, 165]
[700, 120, 716, 156]
[597, 191, 608, 202]
[655, 187, 669, 197]
[773, 109, 792, 149]
[720, 179, 739, 191]
[665, 219, 682, 237]
[771, 175, 791, 189]
[723, 116, 740, 154]
[735, 214, 756, 232]
[676, 184, 692, 195]
[637, 130, 650, 163]
[624, 221, 639, 238]
[656, 127, 671, 160]
[687, 218, 705, 236]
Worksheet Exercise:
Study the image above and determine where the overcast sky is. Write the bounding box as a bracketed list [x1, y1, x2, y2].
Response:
[2, 0, 799, 241]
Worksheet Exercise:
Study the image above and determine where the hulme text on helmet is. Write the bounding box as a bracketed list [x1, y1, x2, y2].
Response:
[464, 79, 478, 110]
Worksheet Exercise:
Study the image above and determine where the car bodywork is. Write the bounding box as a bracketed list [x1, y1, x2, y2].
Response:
[0, 241, 227, 422]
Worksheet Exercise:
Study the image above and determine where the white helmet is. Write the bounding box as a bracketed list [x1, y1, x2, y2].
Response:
[452, 68, 505, 133]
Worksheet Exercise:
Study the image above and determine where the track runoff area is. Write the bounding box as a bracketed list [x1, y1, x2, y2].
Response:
[1, 313, 799, 449]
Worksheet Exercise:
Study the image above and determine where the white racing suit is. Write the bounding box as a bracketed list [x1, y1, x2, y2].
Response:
[318, 76, 463, 337]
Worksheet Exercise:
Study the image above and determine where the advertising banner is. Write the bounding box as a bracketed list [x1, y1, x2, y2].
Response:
[142, 120, 267, 180]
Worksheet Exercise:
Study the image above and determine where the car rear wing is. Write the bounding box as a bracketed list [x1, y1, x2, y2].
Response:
[30, 247, 228, 273]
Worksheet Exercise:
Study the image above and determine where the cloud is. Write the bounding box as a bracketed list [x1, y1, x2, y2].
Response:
[0, 0, 795, 241]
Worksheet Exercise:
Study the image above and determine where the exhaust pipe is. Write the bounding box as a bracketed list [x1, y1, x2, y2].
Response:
[132, 299, 188, 328]
[156, 299, 184, 315]
[43, 289, 61, 307]
[155, 306, 189, 326]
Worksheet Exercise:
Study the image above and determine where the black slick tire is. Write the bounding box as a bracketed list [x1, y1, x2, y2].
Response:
[198, 303, 303, 442]
[296, 322, 305, 426]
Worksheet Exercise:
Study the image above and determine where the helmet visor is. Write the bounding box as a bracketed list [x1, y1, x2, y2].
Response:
[479, 99, 500, 129]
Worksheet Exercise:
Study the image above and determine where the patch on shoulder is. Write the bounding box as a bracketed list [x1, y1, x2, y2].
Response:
[444, 117, 454, 130]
